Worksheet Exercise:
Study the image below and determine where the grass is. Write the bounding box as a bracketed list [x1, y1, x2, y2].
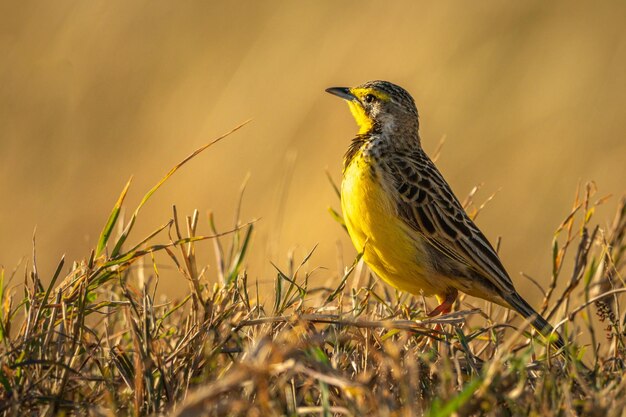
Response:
[0, 123, 625, 416]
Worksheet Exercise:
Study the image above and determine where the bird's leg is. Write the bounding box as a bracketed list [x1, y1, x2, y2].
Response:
[420, 289, 459, 349]
[428, 289, 458, 317]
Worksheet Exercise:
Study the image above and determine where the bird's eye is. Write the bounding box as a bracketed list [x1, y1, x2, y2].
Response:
[364, 94, 375, 104]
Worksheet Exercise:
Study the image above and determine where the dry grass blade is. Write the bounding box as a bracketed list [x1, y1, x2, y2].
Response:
[111, 119, 251, 257]
[0, 132, 624, 417]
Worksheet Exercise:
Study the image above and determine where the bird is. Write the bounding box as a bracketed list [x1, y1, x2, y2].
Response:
[326, 80, 565, 350]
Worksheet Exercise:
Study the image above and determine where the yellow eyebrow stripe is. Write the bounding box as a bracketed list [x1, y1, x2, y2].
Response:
[350, 87, 391, 102]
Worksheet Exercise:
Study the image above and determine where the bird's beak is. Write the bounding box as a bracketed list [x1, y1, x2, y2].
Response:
[325, 87, 357, 101]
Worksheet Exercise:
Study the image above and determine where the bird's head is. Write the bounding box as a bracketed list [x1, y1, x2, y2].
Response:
[326, 80, 419, 136]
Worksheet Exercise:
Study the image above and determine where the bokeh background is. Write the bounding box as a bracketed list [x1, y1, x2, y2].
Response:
[1, 1, 625, 304]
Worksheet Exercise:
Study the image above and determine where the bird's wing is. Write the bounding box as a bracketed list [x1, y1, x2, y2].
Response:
[385, 150, 516, 296]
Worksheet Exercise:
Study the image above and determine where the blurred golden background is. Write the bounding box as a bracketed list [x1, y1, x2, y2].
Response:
[1, 1, 625, 303]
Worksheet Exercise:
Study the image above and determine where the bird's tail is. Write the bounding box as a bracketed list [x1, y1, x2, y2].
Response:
[503, 292, 565, 351]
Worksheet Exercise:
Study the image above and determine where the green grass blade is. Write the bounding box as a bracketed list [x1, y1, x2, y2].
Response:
[325, 169, 341, 199]
[226, 224, 254, 284]
[327, 207, 346, 232]
[33, 255, 65, 329]
[428, 377, 482, 417]
[96, 177, 132, 257]
[0, 269, 4, 341]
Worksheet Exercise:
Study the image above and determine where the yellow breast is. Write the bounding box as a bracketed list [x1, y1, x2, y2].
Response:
[341, 153, 448, 297]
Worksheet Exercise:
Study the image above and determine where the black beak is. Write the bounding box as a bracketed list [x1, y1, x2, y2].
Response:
[325, 87, 357, 101]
